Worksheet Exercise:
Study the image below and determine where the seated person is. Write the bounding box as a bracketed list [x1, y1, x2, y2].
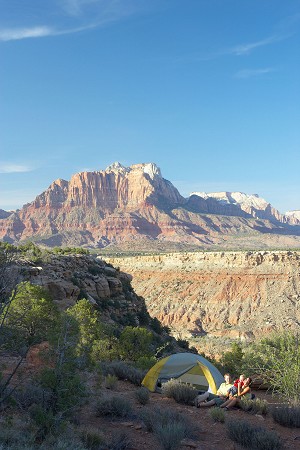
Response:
[227, 374, 245, 397]
[220, 377, 252, 409]
[196, 373, 233, 407]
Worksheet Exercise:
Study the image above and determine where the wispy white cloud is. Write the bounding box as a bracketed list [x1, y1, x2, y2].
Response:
[0, 163, 34, 173]
[61, 0, 104, 17]
[234, 67, 275, 79]
[229, 34, 289, 56]
[0, 0, 146, 42]
[0, 26, 53, 41]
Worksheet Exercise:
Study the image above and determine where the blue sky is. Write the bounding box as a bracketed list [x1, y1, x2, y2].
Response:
[0, 0, 299, 213]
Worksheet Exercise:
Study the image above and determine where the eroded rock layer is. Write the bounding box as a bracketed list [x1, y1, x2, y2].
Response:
[1, 162, 300, 249]
[105, 251, 300, 352]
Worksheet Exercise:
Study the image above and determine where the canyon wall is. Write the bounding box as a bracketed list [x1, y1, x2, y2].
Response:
[104, 251, 300, 353]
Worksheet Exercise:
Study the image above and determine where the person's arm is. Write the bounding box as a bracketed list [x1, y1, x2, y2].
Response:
[237, 385, 250, 398]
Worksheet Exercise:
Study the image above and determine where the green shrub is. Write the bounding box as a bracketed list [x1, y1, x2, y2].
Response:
[220, 342, 245, 376]
[104, 374, 118, 390]
[209, 407, 225, 423]
[243, 331, 300, 403]
[134, 355, 157, 371]
[271, 405, 300, 427]
[95, 396, 132, 418]
[226, 419, 283, 450]
[80, 427, 106, 449]
[141, 406, 197, 437]
[39, 367, 85, 414]
[0, 419, 35, 448]
[135, 387, 150, 405]
[29, 404, 57, 439]
[161, 379, 198, 405]
[155, 421, 187, 450]
[41, 430, 87, 450]
[102, 361, 145, 386]
[240, 397, 268, 415]
[13, 383, 52, 410]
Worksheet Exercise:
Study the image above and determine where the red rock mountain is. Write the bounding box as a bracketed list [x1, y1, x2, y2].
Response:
[1, 162, 300, 249]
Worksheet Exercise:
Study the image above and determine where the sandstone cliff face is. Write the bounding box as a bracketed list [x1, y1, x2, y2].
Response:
[105, 251, 300, 353]
[17, 254, 146, 327]
[1, 163, 300, 249]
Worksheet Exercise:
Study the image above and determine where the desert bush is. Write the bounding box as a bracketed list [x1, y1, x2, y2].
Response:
[80, 427, 106, 449]
[95, 396, 132, 418]
[155, 421, 187, 450]
[102, 361, 145, 386]
[104, 374, 118, 390]
[108, 431, 131, 450]
[243, 331, 300, 403]
[0, 418, 35, 448]
[135, 387, 150, 405]
[220, 342, 245, 376]
[13, 382, 55, 411]
[3, 282, 60, 348]
[119, 327, 154, 361]
[271, 405, 300, 427]
[209, 407, 225, 423]
[29, 404, 57, 439]
[40, 428, 88, 450]
[141, 406, 197, 437]
[134, 355, 157, 371]
[161, 379, 198, 405]
[226, 419, 283, 450]
[240, 397, 268, 415]
[39, 366, 85, 414]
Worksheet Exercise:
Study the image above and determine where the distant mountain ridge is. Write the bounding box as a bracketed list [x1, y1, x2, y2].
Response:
[189, 191, 288, 223]
[1, 162, 300, 250]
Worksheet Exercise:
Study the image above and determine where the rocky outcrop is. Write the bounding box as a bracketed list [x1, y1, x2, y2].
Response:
[1, 163, 300, 249]
[17, 253, 147, 325]
[105, 251, 300, 353]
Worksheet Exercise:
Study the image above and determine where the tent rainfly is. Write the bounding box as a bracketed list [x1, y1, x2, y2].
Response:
[142, 352, 224, 394]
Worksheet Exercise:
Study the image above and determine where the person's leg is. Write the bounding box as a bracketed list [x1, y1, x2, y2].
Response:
[223, 398, 237, 409]
[198, 399, 216, 407]
[220, 398, 232, 408]
[195, 391, 209, 406]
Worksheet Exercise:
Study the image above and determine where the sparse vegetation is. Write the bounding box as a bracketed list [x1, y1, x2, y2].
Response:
[243, 331, 300, 404]
[155, 421, 188, 450]
[209, 407, 225, 423]
[226, 419, 283, 450]
[135, 387, 150, 405]
[102, 361, 145, 386]
[240, 398, 268, 415]
[161, 379, 198, 405]
[79, 427, 106, 449]
[141, 406, 197, 450]
[104, 374, 118, 390]
[95, 396, 132, 418]
[271, 405, 300, 428]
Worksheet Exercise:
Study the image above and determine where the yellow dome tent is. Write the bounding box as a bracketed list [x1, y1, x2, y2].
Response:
[142, 352, 224, 394]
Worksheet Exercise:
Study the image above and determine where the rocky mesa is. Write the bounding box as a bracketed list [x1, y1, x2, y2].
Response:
[1, 162, 300, 250]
